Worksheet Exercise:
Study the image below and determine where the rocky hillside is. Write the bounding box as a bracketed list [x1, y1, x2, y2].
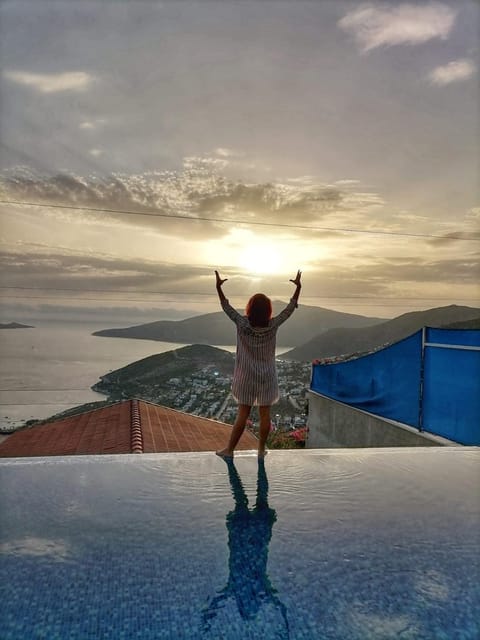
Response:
[443, 317, 480, 330]
[92, 343, 234, 399]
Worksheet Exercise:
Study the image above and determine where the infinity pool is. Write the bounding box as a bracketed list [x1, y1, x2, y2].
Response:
[0, 449, 479, 639]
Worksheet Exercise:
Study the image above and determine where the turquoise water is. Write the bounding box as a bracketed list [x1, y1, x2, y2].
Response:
[0, 449, 479, 639]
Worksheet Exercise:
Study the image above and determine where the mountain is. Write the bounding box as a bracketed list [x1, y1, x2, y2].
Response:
[443, 317, 480, 330]
[282, 305, 480, 361]
[92, 343, 234, 398]
[0, 322, 34, 329]
[92, 302, 383, 348]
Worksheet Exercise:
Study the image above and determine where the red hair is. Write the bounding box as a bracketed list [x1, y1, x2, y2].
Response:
[246, 293, 272, 328]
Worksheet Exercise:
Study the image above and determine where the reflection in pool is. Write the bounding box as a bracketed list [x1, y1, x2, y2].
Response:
[0, 449, 479, 639]
[202, 459, 289, 637]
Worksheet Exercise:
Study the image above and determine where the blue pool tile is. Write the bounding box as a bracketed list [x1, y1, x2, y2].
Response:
[0, 449, 479, 639]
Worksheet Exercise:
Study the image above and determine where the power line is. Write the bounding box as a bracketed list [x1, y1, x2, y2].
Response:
[0, 388, 97, 392]
[0, 285, 477, 303]
[4, 287, 217, 296]
[1, 296, 477, 308]
[0, 294, 212, 302]
[1, 198, 478, 241]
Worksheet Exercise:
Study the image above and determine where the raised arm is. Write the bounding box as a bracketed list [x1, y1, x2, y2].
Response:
[289, 270, 302, 308]
[215, 270, 228, 304]
[271, 271, 302, 328]
[215, 270, 242, 324]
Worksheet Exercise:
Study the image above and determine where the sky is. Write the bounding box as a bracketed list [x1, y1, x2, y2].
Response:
[0, 0, 479, 325]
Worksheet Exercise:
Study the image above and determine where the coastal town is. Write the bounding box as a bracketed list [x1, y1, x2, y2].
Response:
[72, 344, 312, 440]
[163, 358, 311, 431]
[0, 341, 311, 438]
[91, 348, 312, 435]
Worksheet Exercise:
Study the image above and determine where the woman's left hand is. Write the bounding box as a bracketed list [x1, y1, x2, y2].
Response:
[215, 270, 228, 287]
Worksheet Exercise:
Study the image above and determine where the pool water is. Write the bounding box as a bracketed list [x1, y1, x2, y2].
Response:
[0, 449, 479, 639]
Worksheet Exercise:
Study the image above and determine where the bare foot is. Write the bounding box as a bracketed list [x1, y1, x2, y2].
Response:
[216, 448, 234, 459]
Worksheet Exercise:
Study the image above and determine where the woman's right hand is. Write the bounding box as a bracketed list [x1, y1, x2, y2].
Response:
[289, 270, 302, 287]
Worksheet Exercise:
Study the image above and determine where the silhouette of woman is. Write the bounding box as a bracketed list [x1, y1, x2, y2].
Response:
[201, 459, 290, 638]
[215, 270, 302, 458]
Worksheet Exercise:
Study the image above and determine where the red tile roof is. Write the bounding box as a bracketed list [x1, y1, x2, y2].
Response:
[0, 399, 258, 457]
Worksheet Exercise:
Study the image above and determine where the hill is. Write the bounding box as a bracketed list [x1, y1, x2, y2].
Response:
[92, 302, 383, 348]
[443, 317, 480, 330]
[283, 305, 480, 361]
[92, 343, 235, 398]
[0, 322, 34, 329]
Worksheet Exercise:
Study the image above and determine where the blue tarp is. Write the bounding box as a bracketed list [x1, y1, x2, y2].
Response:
[426, 327, 480, 347]
[310, 327, 480, 445]
[311, 331, 423, 427]
[423, 328, 480, 445]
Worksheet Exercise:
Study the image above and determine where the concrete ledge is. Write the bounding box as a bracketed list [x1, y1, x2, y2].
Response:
[306, 391, 459, 448]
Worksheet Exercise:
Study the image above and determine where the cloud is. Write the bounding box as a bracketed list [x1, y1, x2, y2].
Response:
[0, 247, 249, 318]
[0, 162, 385, 242]
[2, 242, 478, 322]
[0, 300, 198, 324]
[3, 70, 95, 93]
[426, 207, 480, 243]
[80, 119, 106, 130]
[428, 58, 476, 85]
[313, 254, 480, 286]
[193, 181, 344, 225]
[89, 149, 104, 157]
[427, 230, 480, 244]
[0, 249, 221, 295]
[334, 179, 362, 187]
[214, 147, 241, 158]
[338, 2, 456, 52]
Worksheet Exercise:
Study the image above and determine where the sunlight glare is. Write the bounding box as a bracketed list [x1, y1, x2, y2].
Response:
[239, 243, 282, 275]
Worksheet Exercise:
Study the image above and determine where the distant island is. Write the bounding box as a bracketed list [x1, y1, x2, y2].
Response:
[91, 303, 480, 360]
[0, 322, 34, 329]
[92, 302, 383, 348]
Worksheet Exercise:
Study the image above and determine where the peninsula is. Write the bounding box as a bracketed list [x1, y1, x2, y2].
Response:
[91, 343, 310, 426]
[0, 322, 34, 329]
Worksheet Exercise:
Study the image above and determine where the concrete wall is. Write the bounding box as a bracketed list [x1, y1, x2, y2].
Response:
[306, 391, 457, 448]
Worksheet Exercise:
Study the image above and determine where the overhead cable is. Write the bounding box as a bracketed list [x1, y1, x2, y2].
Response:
[1, 199, 478, 241]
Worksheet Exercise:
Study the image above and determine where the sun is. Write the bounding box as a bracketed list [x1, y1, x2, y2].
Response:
[239, 243, 282, 275]
[221, 229, 309, 276]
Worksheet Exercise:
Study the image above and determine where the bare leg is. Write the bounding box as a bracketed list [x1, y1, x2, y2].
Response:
[258, 405, 271, 458]
[216, 404, 251, 458]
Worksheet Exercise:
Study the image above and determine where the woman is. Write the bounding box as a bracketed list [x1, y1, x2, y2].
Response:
[215, 269, 302, 458]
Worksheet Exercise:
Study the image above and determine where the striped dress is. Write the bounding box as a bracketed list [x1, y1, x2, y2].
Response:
[221, 298, 297, 406]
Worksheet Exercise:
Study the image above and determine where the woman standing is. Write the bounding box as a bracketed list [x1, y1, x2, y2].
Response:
[215, 269, 302, 458]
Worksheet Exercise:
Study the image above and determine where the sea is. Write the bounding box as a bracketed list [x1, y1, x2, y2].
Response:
[0, 324, 191, 431]
[0, 324, 290, 432]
